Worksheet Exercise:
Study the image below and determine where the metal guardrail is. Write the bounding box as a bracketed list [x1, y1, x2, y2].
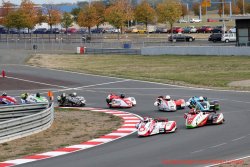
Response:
[0, 103, 54, 143]
[0, 103, 49, 121]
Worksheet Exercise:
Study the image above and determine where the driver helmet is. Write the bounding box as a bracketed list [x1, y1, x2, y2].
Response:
[143, 117, 149, 123]
[62, 93, 66, 97]
[2, 92, 7, 96]
[199, 96, 204, 102]
[36, 93, 40, 98]
[21, 93, 28, 99]
[189, 108, 196, 114]
[165, 95, 171, 101]
[120, 94, 125, 98]
[72, 92, 77, 97]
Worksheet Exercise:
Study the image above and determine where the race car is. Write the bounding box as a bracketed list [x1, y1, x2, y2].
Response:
[184, 109, 224, 129]
[0, 94, 18, 105]
[57, 92, 86, 107]
[21, 93, 48, 104]
[186, 96, 220, 112]
[154, 95, 185, 111]
[136, 117, 177, 137]
[106, 93, 136, 108]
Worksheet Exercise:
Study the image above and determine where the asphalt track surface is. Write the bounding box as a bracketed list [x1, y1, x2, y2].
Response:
[0, 64, 250, 167]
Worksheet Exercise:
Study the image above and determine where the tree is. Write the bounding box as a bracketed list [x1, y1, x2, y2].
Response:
[104, 0, 134, 35]
[135, 0, 156, 30]
[192, 2, 207, 17]
[20, 0, 37, 31]
[92, 1, 106, 28]
[232, 4, 241, 14]
[236, 0, 244, 14]
[61, 12, 73, 34]
[77, 5, 98, 35]
[246, 3, 250, 13]
[218, 2, 229, 17]
[181, 3, 188, 19]
[46, 8, 62, 32]
[36, 9, 47, 25]
[156, 0, 182, 37]
[0, 0, 14, 25]
[192, 2, 200, 16]
[71, 7, 81, 21]
[4, 10, 26, 30]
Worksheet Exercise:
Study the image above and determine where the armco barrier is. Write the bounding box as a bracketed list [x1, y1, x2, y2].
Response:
[0, 103, 49, 121]
[0, 103, 54, 143]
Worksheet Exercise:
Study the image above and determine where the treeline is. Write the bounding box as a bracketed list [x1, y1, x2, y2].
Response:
[0, 0, 249, 34]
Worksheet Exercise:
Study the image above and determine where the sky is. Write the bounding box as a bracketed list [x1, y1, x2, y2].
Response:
[0, 0, 88, 5]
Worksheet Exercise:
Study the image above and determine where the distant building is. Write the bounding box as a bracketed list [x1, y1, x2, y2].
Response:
[234, 15, 250, 46]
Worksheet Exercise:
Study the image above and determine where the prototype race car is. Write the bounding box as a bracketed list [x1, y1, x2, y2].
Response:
[0, 95, 18, 105]
[21, 93, 48, 104]
[106, 93, 136, 108]
[136, 117, 177, 137]
[57, 92, 86, 107]
[184, 109, 224, 129]
[154, 95, 185, 111]
[186, 96, 220, 112]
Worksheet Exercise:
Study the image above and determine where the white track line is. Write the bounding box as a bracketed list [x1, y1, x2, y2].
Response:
[6, 76, 131, 97]
[5, 64, 250, 93]
[70, 79, 131, 90]
[6, 76, 69, 89]
[191, 149, 204, 154]
[231, 136, 246, 142]
[204, 155, 250, 167]
[209, 143, 227, 148]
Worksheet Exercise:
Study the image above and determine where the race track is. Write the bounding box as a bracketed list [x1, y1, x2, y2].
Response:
[1, 64, 250, 167]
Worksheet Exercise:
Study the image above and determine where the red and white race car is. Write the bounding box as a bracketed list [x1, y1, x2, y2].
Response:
[136, 117, 177, 137]
[154, 95, 185, 111]
[106, 93, 136, 108]
[0, 95, 18, 105]
[184, 109, 224, 129]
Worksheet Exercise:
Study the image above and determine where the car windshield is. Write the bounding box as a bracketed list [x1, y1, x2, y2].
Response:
[199, 102, 209, 110]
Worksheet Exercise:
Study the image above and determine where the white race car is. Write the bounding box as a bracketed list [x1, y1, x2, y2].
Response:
[136, 117, 177, 137]
[106, 93, 136, 108]
[154, 96, 185, 111]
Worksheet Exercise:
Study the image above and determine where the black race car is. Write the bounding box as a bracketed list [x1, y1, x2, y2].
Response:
[57, 93, 86, 107]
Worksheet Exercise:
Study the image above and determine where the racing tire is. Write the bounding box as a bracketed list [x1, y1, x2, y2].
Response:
[189, 38, 193, 42]
[225, 39, 229, 43]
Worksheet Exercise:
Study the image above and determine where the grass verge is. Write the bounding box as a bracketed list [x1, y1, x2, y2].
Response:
[27, 54, 250, 90]
[0, 108, 122, 162]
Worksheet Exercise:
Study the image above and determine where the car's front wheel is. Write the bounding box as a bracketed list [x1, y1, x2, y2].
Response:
[189, 38, 193, 42]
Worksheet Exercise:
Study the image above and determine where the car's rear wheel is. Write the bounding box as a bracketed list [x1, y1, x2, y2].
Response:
[225, 39, 229, 43]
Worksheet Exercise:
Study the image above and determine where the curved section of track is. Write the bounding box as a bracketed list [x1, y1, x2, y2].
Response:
[1, 64, 249, 167]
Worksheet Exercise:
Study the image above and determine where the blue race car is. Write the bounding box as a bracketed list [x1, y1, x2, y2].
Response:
[186, 96, 220, 112]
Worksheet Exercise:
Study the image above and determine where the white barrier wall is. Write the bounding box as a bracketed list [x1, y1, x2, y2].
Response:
[141, 46, 250, 56]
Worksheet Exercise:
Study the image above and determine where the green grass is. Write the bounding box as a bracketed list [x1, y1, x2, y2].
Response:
[28, 54, 250, 89]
